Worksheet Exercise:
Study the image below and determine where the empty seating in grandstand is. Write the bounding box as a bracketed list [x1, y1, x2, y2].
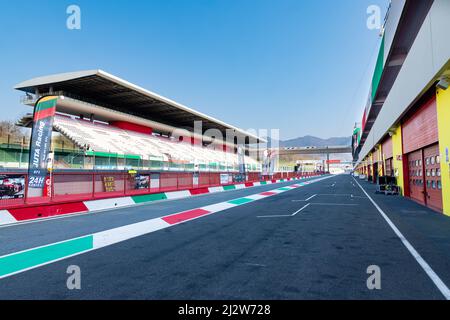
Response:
[53, 115, 259, 170]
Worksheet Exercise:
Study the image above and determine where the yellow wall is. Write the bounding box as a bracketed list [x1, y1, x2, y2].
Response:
[436, 88, 450, 216]
[392, 125, 404, 195]
[377, 145, 383, 177]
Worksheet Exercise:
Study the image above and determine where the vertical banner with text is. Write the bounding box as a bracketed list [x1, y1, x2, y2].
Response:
[237, 145, 246, 175]
[27, 96, 58, 194]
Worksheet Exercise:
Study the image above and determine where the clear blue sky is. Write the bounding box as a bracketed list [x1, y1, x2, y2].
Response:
[0, 0, 389, 140]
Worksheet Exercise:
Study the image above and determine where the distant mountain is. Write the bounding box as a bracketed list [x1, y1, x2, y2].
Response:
[266, 135, 351, 148]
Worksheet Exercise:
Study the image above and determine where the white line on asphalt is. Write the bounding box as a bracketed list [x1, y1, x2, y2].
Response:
[353, 177, 450, 300]
[318, 194, 356, 196]
[257, 203, 311, 218]
[292, 194, 317, 202]
[243, 263, 267, 267]
[310, 203, 359, 206]
[292, 203, 311, 216]
[350, 194, 368, 199]
[257, 214, 291, 218]
[315, 194, 367, 199]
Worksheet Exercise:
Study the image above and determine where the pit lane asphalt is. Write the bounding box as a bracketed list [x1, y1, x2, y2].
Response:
[1, 174, 449, 300]
[0, 178, 319, 256]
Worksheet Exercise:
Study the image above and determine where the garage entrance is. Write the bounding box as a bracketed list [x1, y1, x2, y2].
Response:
[408, 150, 425, 204]
[385, 158, 393, 176]
[373, 162, 379, 183]
[403, 95, 442, 212]
[423, 144, 442, 212]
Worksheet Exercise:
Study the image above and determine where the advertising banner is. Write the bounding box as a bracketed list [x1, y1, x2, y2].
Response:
[220, 174, 231, 185]
[0, 174, 25, 199]
[102, 176, 116, 192]
[134, 174, 150, 190]
[27, 96, 58, 190]
[326, 160, 341, 164]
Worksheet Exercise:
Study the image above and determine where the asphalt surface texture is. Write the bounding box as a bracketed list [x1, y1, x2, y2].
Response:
[0, 178, 319, 256]
[1, 174, 450, 300]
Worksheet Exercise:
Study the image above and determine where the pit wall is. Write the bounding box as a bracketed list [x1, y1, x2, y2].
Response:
[0, 175, 323, 226]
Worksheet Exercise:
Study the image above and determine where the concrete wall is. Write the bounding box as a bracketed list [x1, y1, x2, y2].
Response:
[383, 0, 406, 65]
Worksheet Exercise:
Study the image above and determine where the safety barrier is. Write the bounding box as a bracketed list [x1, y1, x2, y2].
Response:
[0, 170, 323, 210]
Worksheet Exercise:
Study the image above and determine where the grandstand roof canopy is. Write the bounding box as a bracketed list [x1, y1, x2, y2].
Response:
[15, 70, 264, 143]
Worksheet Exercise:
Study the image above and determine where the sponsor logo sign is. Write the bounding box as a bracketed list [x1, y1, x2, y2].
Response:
[27, 96, 58, 190]
[0, 175, 25, 200]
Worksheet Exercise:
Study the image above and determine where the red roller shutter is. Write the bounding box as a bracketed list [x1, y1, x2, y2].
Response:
[402, 95, 442, 213]
[385, 158, 393, 176]
[408, 150, 425, 205]
[373, 150, 379, 163]
[402, 97, 438, 154]
[382, 136, 393, 160]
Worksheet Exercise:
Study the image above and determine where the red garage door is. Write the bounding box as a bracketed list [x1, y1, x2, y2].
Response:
[408, 150, 425, 205]
[423, 144, 442, 212]
[373, 151, 380, 182]
[382, 137, 393, 159]
[385, 158, 393, 177]
[402, 97, 438, 154]
[403, 95, 442, 212]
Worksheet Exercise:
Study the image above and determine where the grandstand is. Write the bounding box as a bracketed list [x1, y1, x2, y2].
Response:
[52, 114, 259, 171]
[14, 70, 263, 172]
[0, 70, 323, 209]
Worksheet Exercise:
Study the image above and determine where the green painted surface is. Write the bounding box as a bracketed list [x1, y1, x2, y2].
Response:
[86, 151, 141, 160]
[132, 193, 167, 203]
[278, 187, 291, 191]
[0, 236, 93, 277]
[260, 181, 267, 185]
[223, 185, 236, 191]
[228, 198, 254, 205]
[122, 154, 141, 160]
[371, 35, 385, 101]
